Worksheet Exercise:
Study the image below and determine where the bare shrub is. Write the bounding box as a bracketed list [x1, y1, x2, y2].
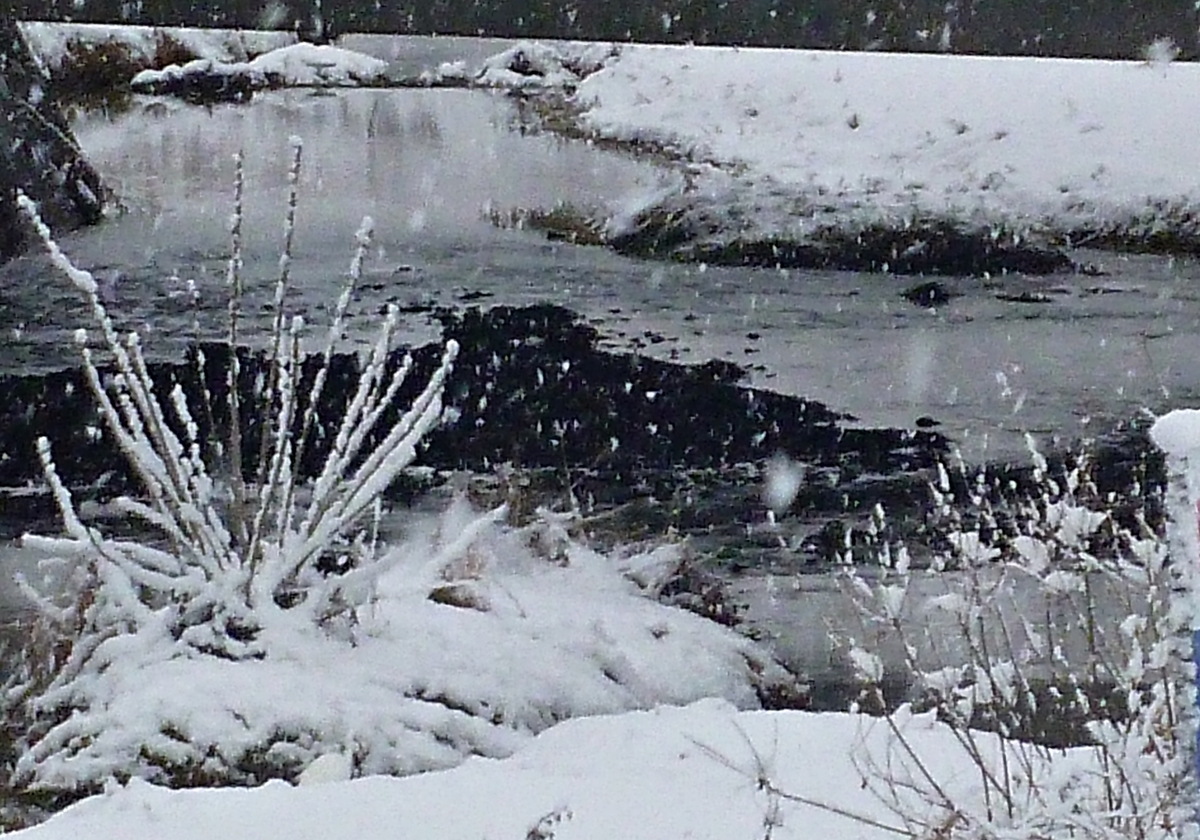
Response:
[831, 438, 1194, 838]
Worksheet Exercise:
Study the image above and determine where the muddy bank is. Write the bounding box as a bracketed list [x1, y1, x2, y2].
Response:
[502, 104, 1080, 276]
[495, 189, 1080, 277]
[609, 205, 1076, 276]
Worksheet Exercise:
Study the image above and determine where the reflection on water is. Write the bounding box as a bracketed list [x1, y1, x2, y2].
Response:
[0, 88, 677, 372]
[77, 88, 667, 247]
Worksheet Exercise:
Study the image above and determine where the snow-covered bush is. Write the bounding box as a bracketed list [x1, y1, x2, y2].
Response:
[833, 437, 1195, 838]
[13, 139, 457, 664]
[474, 41, 618, 90]
[2, 139, 795, 805]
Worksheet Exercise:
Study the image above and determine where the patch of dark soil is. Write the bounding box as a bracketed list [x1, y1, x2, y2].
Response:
[677, 225, 1073, 276]
[604, 196, 1074, 276]
[1068, 202, 1200, 256]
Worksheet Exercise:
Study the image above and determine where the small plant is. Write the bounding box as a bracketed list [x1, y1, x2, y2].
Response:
[831, 437, 1195, 838]
[1143, 37, 1179, 69]
[489, 203, 606, 246]
[7, 138, 459, 780]
[2, 138, 793, 806]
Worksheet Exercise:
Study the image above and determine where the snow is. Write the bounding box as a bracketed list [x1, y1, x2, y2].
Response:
[129, 43, 387, 91]
[8, 699, 1104, 840]
[1150, 409, 1200, 458]
[1150, 409, 1200, 632]
[573, 44, 1200, 238]
[129, 57, 263, 89]
[20, 24, 386, 90]
[13, 499, 792, 792]
[17, 22, 293, 72]
[474, 40, 618, 89]
[246, 43, 388, 86]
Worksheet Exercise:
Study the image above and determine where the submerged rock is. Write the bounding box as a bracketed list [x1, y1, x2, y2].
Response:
[902, 280, 956, 308]
[0, 13, 106, 262]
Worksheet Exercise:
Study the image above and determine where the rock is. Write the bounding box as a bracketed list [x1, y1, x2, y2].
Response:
[130, 58, 259, 104]
[902, 280, 955, 308]
[0, 13, 106, 262]
[295, 752, 353, 785]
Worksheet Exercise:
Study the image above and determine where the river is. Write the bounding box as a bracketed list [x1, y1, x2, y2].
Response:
[0, 55, 1197, 697]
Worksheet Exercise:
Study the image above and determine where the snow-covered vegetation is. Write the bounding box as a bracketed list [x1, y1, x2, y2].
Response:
[836, 438, 1196, 838]
[129, 43, 388, 97]
[472, 40, 618, 89]
[17, 22, 293, 75]
[1, 143, 789, 815]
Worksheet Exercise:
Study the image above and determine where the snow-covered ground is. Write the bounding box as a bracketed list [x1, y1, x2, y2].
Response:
[12, 699, 1106, 840]
[570, 44, 1200, 252]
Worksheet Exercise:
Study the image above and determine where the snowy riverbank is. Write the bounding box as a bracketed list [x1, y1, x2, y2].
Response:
[3, 25, 1194, 839]
[561, 43, 1200, 270]
[22, 23, 1200, 270]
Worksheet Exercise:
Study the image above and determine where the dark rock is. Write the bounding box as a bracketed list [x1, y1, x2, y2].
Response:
[995, 290, 1052, 303]
[902, 280, 955, 308]
[0, 13, 106, 262]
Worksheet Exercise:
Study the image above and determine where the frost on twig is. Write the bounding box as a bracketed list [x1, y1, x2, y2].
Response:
[826, 437, 1196, 839]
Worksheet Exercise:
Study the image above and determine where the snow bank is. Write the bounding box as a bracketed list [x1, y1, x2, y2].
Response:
[18, 22, 293, 75]
[474, 40, 618, 89]
[569, 44, 1200, 267]
[10, 699, 1103, 840]
[130, 43, 387, 98]
[14, 501, 795, 792]
[247, 42, 388, 87]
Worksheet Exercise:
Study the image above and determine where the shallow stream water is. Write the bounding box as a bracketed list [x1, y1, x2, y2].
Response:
[1, 61, 1198, 695]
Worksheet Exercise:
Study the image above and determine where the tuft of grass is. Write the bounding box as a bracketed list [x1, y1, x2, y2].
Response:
[489, 203, 607, 246]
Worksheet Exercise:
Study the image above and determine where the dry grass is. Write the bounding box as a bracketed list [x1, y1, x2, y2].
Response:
[489, 203, 607, 246]
[45, 32, 201, 111]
